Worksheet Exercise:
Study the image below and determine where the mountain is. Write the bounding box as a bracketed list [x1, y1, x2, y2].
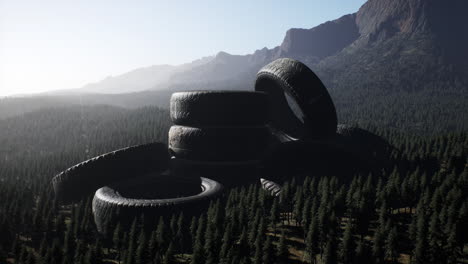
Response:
[70, 56, 214, 94]
[55, 0, 467, 95]
[4, 0, 467, 132]
[78, 65, 175, 94]
[167, 0, 468, 90]
[317, 0, 468, 88]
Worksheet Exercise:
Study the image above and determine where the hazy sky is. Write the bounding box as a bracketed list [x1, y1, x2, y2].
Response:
[0, 0, 366, 96]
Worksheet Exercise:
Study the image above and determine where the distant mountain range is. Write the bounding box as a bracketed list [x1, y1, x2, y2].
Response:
[62, 0, 468, 95]
[2, 0, 467, 132]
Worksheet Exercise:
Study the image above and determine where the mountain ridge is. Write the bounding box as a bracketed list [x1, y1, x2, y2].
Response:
[3, 0, 466, 132]
[48, 0, 467, 95]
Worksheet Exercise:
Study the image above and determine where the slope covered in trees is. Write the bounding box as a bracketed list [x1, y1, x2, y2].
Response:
[0, 104, 466, 263]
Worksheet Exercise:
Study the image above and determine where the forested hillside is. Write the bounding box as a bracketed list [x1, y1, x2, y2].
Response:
[0, 104, 466, 264]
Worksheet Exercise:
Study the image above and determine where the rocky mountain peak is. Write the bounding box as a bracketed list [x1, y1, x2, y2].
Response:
[279, 14, 359, 59]
[356, 0, 468, 43]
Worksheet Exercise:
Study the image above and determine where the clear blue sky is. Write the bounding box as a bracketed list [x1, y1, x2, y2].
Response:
[0, 0, 367, 96]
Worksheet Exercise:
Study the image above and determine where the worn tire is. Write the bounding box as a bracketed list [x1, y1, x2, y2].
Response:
[52, 142, 169, 204]
[171, 157, 261, 188]
[170, 91, 268, 126]
[92, 175, 222, 234]
[260, 139, 366, 183]
[336, 124, 392, 167]
[255, 58, 337, 139]
[168, 125, 271, 161]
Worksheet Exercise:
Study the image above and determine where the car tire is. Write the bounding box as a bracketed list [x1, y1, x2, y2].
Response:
[255, 58, 337, 140]
[170, 91, 268, 126]
[92, 175, 223, 234]
[168, 125, 271, 161]
[52, 142, 169, 204]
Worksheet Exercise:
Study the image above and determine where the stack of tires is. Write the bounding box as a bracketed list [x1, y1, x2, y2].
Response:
[51, 57, 394, 234]
[168, 91, 272, 188]
[256, 58, 392, 196]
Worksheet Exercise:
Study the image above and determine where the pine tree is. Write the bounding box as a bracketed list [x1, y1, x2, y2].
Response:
[412, 211, 428, 264]
[262, 236, 273, 264]
[63, 230, 75, 262]
[176, 212, 185, 253]
[25, 250, 35, 264]
[355, 239, 371, 264]
[83, 246, 96, 264]
[169, 214, 177, 239]
[125, 219, 138, 264]
[253, 240, 262, 264]
[135, 231, 148, 264]
[301, 197, 311, 232]
[189, 216, 197, 251]
[445, 225, 460, 264]
[113, 223, 122, 262]
[147, 231, 158, 263]
[219, 223, 232, 261]
[269, 199, 279, 235]
[156, 216, 167, 249]
[162, 242, 175, 264]
[305, 216, 318, 263]
[293, 188, 304, 226]
[340, 222, 356, 264]
[238, 227, 249, 258]
[204, 221, 217, 264]
[192, 215, 206, 264]
[372, 226, 385, 263]
[322, 235, 337, 264]
[428, 211, 443, 263]
[276, 229, 288, 260]
[385, 226, 398, 264]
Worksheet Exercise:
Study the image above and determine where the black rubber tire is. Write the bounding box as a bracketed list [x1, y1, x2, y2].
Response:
[52, 142, 169, 204]
[170, 91, 269, 126]
[260, 139, 367, 183]
[168, 125, 271, 161]
[336, 124, 392, 167]
[255, 58, 337, 139]
[261, 125, 393, 183]
[260, 178, 282, 197]
[92, 175, 223, 234]
[171, 157, 261, 188]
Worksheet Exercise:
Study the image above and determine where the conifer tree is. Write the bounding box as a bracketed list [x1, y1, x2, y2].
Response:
[262, 236, 273, 264]
[385, 226, 398, 264]
[269, 198, 279, 235]
[162, 242, 175, 264]
[372, 226, 385, 263]
[322, 234, 337, 264]
[192, 215, 206, 264]
[238, 227, 249, 258]
[156, 216, 167, 249]
[305, 216, 318, 263]
[219, 223, 233, 261]
[340, 222, 356, 264]
[276, 229, 288, 260]
[135, 231, 148, 264]
[113, 223, 122, 262]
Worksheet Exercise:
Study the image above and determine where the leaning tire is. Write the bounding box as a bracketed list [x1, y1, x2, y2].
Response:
[260, 139, 366, 183]
[92, 175, 223, 234]
[255, 58, 337, 139]
[336, 124, 392, 168]
[52, 142, 169, 204]
[170, 91, 268, 126]
[168, 125, 271, 161]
